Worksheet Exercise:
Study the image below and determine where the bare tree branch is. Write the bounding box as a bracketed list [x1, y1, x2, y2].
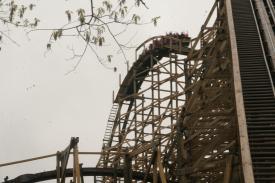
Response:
[65, 40, 89, 75]
[138, 0, 149, 9]
[0, 30, 20, 46]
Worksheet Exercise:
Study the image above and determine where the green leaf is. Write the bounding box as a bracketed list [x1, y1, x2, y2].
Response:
[132, 14, 140, 24]
[135, 0, 140, 6]
[119, 0, 126, 6]
[84, 31, 91, 42]
[19, 5, 27, 18]
[79, 16, 85, 24]
[119, 8, 125, 18]
[123, 6, 128, 13]
[77, 9, 85, 24]
[9, 4, 17, 22]
[77, 8, 85, 16]
[152, 16, 160, 26]
[29, 4, 35, 10]
[57, 29, 62, 37]
[65, 10, 72, 22]
[97, 7, 105, 16]
[98, 37, 105, 46]
[92, 36, 98, 44]
[52, 29, 62, 41]
[107, 55, 113, 62]
[24, 19, 29, 26]
[33, 18, 40, 27]
[112, 11, 118, 22]
[103, 1, 112, 12]
[46, 43, 51, 50]
[96, 26, 105, 35]
[52, 32, 58, 41]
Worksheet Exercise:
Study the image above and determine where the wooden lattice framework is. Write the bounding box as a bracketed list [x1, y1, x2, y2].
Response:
[97, 0, 243, 182]
[96, 35, 190, 182]
[176, 1, 241, 182]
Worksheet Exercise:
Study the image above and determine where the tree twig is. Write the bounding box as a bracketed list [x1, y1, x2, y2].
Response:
[0, 30, 20, 46]
[65, 41, 89, 75]
[139, 0, 149, 9]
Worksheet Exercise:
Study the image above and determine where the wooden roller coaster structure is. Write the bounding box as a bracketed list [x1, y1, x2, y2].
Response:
[1, 0, 275, 182]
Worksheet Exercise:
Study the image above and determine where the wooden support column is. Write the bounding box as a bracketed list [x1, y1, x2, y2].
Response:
[223, 155, 233, 183]
[73, 144, 81, 183]
[157, 151, 167, 183]
[176, 108, 185, 183]
[124, 153, 132, 183]
[79, 164, 84, 183]
[56, 152, 61, 183]
[153, 159, 158, 183]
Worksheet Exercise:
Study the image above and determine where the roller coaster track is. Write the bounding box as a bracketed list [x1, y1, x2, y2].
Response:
[2, 0, 275, 182]
[3, 168, 149, 183]
[96, 34, 191, 182]
[230, 0, 275, 181]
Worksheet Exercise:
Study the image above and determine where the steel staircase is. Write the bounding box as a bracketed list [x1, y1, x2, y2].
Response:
[103, 103, 119, 147]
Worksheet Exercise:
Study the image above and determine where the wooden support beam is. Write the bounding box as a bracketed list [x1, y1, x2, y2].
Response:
[223, 155, 233, 183]
[124, 153, 132, 183]
[157, 151, 167, 183]
[73, 145, 81, 183]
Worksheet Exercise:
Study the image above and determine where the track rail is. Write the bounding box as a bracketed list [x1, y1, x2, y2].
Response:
[2, 168, 150, 183]
[231, 0, 275, 181]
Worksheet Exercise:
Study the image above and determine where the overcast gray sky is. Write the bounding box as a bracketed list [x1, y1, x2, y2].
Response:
[0, 0, 213, 181]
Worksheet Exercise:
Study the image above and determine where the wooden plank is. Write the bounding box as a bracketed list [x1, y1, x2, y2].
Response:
[73, 146, 81, 183]
[157, 151, 167, 183]
[153, 160, 158, 183]
[223, 155, 233, 183]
